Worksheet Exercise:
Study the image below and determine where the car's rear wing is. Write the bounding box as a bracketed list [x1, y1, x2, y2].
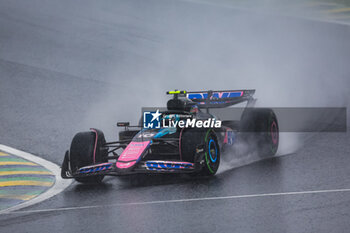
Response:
[167, 89, 256, 108]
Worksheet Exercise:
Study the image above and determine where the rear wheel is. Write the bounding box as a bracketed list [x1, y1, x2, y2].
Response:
[69, 129, 107, 183]
[239, 108, 279, 157]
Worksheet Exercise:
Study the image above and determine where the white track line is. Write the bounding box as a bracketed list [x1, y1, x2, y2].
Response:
[0, 144, 72, 214]
[3, 187, 350, 215]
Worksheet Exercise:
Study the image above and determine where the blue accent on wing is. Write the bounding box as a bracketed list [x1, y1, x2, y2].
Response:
[227, 92, 242, 97]
[187, 91, 242, 100]
[154, 128, 176, 138]
[187, 93, 208, 100]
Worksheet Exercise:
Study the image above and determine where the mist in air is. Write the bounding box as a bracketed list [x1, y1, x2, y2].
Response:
[71, 1, 348, 173]
[3, 0, 343, 166]
[0, 0, 348, 167]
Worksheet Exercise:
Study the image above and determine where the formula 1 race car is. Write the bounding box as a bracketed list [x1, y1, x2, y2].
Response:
[61, 90, 279, 183]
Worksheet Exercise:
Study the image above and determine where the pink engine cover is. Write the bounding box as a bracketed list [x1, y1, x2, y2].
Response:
[116, 141, 151, 169]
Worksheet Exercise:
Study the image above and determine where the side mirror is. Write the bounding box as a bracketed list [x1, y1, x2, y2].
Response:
[117, 122, 130, 127]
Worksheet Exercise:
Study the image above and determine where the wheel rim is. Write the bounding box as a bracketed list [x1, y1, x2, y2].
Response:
[270, 121, 278, 145]
[208, 139, 218, 163]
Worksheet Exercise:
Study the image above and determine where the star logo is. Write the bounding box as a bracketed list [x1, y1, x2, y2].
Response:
[150, 109, 162, 122]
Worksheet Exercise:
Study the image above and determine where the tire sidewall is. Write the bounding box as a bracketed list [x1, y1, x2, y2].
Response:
[69, 129, 107, 183]
[240, 108, 279, 157]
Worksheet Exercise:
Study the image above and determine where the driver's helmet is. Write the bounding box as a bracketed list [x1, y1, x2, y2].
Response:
[189, 105, 199, 114]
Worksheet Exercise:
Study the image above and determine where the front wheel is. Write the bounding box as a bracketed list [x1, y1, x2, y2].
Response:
[69, 129, 107, 183]
[181, 129, 220, 176]
[201, 130, 220, 176]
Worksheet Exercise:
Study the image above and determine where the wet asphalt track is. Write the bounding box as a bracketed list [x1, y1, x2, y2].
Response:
[0, 0, 350, 232]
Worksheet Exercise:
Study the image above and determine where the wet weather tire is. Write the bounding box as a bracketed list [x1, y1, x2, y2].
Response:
[180, 128, 203, 163]
[239, 108, 279, 157]
[69, 129, 107, 183]
[180, 129, 220, 176]
[201, 130, 220, 176]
